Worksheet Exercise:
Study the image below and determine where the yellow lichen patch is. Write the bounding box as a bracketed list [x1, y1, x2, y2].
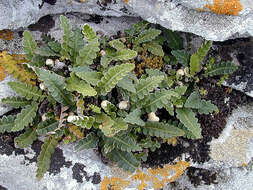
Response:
[204, 0, 243, 16]
[0, 65, 5, 81]
[0, 29, 14, 40]
[166, 137, 178, 146]
[101, 161, 190, 190]
[101, 177, 130, 190]
[0, 51, 36, 85]
[68, 124, 84, 139]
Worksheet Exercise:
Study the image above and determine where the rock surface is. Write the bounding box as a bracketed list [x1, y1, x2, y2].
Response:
[1, 0, 253, 41]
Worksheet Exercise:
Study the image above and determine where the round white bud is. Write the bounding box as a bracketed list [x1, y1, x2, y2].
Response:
[148, 112, 160, 122]
[101, 100, 109, 109]
[39, 83, 45, 90]
[118, 101, 129, 110]
[100, 50, 106, 56]
[176, 69, 185, 76]
[41, 114, 47, 121]
[45, 59, 54, 66]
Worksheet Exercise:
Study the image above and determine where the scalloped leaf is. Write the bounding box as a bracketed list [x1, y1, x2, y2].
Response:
[109, 39, 125, 50]
[108, 150, 140, 173]
[204, 62, 238, 77]
[146, 42, 164, 57]
[8, 81, 45, 102]
[12, 102, 38, 132]
[176, 108, 202, 139]
[75, 132, 99, 151]
[72, 116, 95, 129]
[134, 28, 161, 45]
[164, 29, 183, 50]
[142, 121, 185, 138]
[0, 115, 15, 133]
[36, 136, 58, 180]
[190, 41, 212, 75]
[124, 109, 145, 126]
[111, 49, 137, 61]
[1, 97, 30, 108]
[66, 73, 97, 97]
[117, 74, 136, 93]
[23, 30, 37, 61]
[171, 50, 190, 67]
[15, 128, 37, 148]
[35, 68, 74, 107]
[144, 89, 179, 112]
[97, 63, 135, 95]
[185, 91, 218, 114]
[76, 24, 100, 66]
[75, 71, 102, 86]
[135, 76, 164, 100]
[104, 133, 141, 152]
[37, 119, 58, 136]
[60, 15, 73, 59]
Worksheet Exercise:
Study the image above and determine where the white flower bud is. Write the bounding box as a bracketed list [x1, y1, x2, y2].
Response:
[176, 69, 184, 76]
[39, 83, 45, 90]
[54, 59, 65, 70]
[148, 112, 159, 122]
[118, 101, 129, 110]
[101, 100, 109, 109]
[67, 115, 79, 123]
[121, 37, 127, 43]
[41, 114, 47, 121]
[46, 58, 54, 66]
[100, 50, 106, 56]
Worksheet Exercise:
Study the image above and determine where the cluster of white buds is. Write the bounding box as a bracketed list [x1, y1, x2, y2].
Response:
[67, 115, 80, 123]
[100, 50, 106, 56]
[148, 112, 159, 122]
[101, 100, 110, 109]
[41, 114, 47, 121]
[45, 58, 54, 66]
[118, 101, 129, 110]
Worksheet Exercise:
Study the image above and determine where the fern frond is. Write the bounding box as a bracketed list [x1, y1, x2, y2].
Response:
[190, 41, 212, 75]
[15, 128, 37, 148]
[176, 108, 202, 139]
[12, 102, 38, 132]
[164, 29, 183, 50]
[134, 28, 161, 45]
[60, 15, 73, 59]
[97, 63, 135, 95]
[1, 97, 30, 108]
[75, 71, 102, 86]
[117, 74, 136, 93]
[142, 121, 185, 138]
[109, 150, 140, 173]
[37, 119, 58, 136]
[35, 68, 74, 107]
[0, 51, 36, 85]
[0, 115, 15, 133]
[144, 89, 179, 112]
[134, 76, 164, 100]
[8, 82, 45, 102]
[66, 73, 97, 97]
[23, 30, 37, 61]
[104, 133, 141, 152]
[111, 49, 137, 61]
[204, 62, 238, 77]
[75, 132, 98, 151]
[124, 109, 145, 126]
[171, 50, 190, 67]
[36, 136, 58, 180]
[69, 28, 84, 63]
[82, 24, 98, 42]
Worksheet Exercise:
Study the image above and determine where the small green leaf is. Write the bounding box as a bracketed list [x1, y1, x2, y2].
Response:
[75, 133, 98, 151]
[164, 29, 183, 50]
[146, 42, 164, 57]
[112, 49, 137, 61]
[37, 119, 58, 136]
[171, 50, 190, 66]
[23, 30, 37, 61]
[75, 71, 103, 86]
[204, 62, 238, 77]
[109, 39, 125, 50]
[1, 97, 30, 108]
[0, 115, 16, 133]
[134, 28, 161, 45]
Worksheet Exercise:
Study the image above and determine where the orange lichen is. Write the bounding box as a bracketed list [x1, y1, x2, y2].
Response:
[0, 29, 14, 40]
[204, 0, 243, 16]
[0, 51, 36, 85]
[0, 65, 5, 81]
[101, 161, 190, 190]
[101, 177, 130, 190]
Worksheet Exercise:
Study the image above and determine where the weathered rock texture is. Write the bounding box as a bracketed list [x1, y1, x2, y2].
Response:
[1, 0, 253, 41]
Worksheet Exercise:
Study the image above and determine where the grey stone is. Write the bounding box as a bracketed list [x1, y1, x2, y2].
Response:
[1, 0, 253, 41]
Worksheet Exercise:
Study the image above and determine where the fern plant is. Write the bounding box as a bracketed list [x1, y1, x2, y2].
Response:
[0, 16, 238, 179]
